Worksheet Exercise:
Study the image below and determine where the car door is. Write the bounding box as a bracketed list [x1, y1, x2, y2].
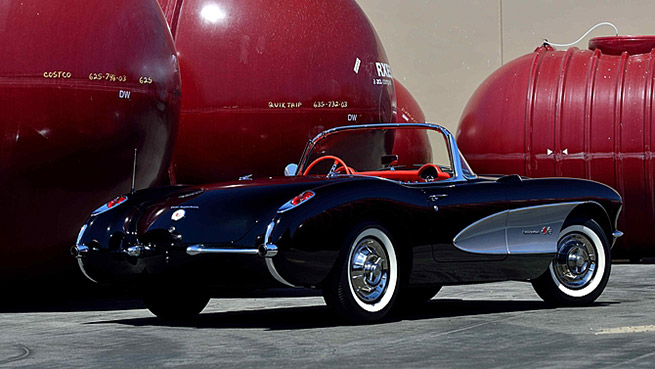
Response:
[421, 179, 509, 262]
[415, 127, 510, 263]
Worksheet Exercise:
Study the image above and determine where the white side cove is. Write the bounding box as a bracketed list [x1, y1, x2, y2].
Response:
[453, 202, 585, 255]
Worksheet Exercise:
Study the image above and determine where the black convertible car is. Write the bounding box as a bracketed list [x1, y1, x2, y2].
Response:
[72, 123, 622, 323]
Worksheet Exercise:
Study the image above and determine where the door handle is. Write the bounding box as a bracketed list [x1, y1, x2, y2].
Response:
[428, 194, 448, 202]
[428, 194, 447, 211]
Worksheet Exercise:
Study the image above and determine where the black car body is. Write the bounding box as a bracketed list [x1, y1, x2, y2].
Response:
[73, 123, 623, 322]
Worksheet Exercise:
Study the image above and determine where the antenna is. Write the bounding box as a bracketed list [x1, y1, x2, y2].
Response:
[131, 148, 137, 194]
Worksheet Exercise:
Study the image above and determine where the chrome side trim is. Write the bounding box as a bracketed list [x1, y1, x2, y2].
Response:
[612, 231, 624, 238]
[186, 244, 258, 256]
[453, 202, 586, 255]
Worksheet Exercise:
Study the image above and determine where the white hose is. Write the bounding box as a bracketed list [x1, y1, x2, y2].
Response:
[544, 22, 619, 47]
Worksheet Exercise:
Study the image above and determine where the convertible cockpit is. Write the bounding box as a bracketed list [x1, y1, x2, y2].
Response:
[302, 154, 451, 182]
[296, 124, 469, 182]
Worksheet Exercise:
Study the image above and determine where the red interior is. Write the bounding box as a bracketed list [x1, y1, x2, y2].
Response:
[356, 168, 450, 182]
[303, 156, 451, 182]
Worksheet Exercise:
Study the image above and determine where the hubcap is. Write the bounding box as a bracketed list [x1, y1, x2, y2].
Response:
[350, 237, 389, 303]
[554, 232, 597, 289]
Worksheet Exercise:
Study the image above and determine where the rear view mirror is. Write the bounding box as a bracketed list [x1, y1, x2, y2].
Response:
[381, 155, 398, 166]
[284, 163, 298, 176]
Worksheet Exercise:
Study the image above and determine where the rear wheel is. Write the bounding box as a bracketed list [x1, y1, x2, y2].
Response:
[532, 219, 611, 306]
[143, 289, 210, 321]
[323, 223, 399, 323]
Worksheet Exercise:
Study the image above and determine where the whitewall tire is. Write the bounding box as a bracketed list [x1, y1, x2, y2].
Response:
[532, 219, 611, 306]
[323, 223, 399, 323]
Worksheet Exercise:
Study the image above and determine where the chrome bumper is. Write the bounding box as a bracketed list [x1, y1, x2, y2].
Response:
[185, 244, 278, 257]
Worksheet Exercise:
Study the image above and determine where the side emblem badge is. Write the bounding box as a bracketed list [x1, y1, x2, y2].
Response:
[522, 226, 553, 235]
[171, 209, 186, 222]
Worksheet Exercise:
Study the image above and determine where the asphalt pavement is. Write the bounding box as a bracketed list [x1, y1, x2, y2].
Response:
[1, 264, 654, 368]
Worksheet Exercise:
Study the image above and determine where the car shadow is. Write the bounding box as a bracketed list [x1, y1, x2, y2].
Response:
[0, 293, 146, 313]
[85, 298, 616, 331]
[0, 287, 321, 313]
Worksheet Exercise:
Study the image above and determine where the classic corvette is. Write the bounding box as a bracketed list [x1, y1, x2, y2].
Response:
[72, 123, 623, 323]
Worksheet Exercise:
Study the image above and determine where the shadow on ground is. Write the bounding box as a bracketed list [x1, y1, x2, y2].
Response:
[84, 298, 609, 331]
[0, 287, 320, 313]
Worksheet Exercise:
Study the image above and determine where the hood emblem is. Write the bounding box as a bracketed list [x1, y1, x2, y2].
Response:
[171, 209, 186, 222]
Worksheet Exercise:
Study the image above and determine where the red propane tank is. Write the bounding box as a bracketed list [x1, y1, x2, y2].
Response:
[1, 0, 424, 283]
[159, 0, 397, 183]
[0, 0, 180, 281]
[458, 35, 655, 260]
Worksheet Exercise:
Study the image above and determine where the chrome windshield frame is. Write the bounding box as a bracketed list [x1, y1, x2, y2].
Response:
[297, 123, 477, 183]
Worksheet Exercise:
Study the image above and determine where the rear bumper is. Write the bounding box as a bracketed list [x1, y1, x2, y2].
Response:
[73, 245, 280, 289]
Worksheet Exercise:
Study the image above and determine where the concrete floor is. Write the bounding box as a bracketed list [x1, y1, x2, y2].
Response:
[1, 264, 654, 368]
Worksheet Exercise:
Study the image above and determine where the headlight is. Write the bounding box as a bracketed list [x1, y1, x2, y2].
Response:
[91, 196, 128, 216]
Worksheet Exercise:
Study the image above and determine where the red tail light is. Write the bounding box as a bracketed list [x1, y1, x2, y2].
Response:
[108, 196, 127, 208]
[291, 191, 314, 206]
[278, 190, 315, 213]
[92, 195, 129, 215]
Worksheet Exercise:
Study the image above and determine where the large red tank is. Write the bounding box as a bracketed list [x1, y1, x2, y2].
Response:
[163, 0, 397, 183]
[0, 0, 412, 283]
[0, 0, 181, 281]
[457, 36, 655, 260]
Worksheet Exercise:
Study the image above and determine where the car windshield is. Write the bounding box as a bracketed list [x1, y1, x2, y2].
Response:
[299, 125, 475, 182]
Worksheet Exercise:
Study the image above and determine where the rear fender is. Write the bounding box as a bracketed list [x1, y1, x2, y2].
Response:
[267, 179, 428, 286]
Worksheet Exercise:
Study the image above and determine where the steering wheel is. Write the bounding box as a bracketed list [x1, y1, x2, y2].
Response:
[418, 164, 445, 182]
[303, 155, 353, 176]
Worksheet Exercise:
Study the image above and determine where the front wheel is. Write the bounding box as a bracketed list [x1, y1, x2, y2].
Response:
[532, 219, 611, 306]
[323, 224, 399, 323]
[143, 289, 210, 321]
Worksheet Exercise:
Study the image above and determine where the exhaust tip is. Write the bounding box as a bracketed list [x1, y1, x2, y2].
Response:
[258, 244, 278, 258]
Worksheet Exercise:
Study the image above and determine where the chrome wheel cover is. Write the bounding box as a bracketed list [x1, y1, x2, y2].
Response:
[553, 232, 597, 289]
[349, 237, 389, 303]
